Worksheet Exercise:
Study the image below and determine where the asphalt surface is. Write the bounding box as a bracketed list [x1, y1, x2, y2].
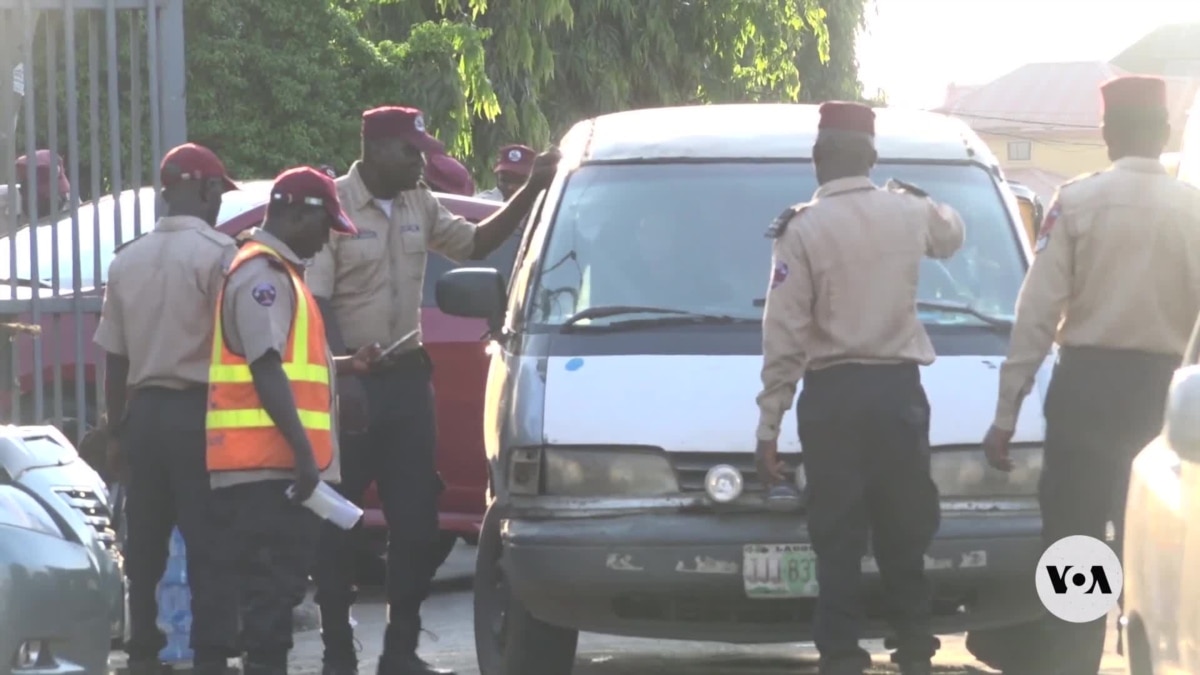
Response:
[112, 542, 1131, 674]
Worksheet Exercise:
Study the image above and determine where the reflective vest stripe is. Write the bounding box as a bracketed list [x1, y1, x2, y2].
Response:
[207, 408, 332, 430]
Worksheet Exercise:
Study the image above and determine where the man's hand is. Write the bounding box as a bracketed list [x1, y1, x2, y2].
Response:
[526, 147, 562, 191]
[338, 373, 370, 434]
[755, 438, 786, 487]
[349, 343, 383, 375]
[290, 454, 320, 504]
[983, 424, 1015, 472]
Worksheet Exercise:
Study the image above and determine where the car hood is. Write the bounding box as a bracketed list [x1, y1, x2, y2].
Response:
[542, 355, 1048, 451]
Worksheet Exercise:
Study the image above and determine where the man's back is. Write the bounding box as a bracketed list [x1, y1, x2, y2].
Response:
[786, 176, 964, 369]
[1050, 158, 1200, 356]
[96, 215, 234, 389]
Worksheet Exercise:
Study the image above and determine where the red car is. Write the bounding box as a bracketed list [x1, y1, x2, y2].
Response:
[219, 181, 506, 568]
[0, 180, 503, 572]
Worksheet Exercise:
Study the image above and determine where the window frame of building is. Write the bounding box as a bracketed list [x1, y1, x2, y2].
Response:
[1007, 140, 1032, 162]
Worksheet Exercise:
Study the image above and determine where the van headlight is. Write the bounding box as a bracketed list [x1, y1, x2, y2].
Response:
[931, 445, 1042, 498]
[543, 447, 679, 497]
[0, 485, 66, 538]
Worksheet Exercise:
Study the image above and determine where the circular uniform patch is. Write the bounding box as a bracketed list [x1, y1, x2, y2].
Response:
[251, 282, 277, 307]
[770, 261, 789, 289]
[508, 148, 523, 162]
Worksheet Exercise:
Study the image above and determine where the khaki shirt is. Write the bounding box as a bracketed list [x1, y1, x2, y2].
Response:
[755, 176, 966, 441]
[93, 215, 236, 389]
[211, 229, 341, 489]
[306, 162, 477, 352]
[474, 187, 504, 202]
[994, 157, 1200, 431]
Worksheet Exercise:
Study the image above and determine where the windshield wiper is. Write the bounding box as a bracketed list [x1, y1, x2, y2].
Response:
[560, 305, 753, 332]
[917, 300, 1013, 329]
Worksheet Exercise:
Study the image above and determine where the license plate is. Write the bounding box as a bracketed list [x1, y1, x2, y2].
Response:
[743, 543, 818, 598]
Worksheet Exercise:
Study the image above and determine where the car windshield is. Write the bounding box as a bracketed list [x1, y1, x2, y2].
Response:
[528, 162, 1025, 328]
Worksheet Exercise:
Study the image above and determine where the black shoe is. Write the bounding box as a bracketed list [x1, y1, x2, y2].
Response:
[377, 654, 456, 675]
[322, 661, 359, 675]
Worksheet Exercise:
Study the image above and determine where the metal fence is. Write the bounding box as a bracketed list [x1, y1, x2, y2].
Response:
[0, 0, 187, 442]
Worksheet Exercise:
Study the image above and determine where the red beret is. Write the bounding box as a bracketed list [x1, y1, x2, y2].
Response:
[818, 101, 876, 136]
[160, 143, 238, 192]
[1101, 76, 1167, 112]
[270, 166, 357, 235]
[424, 153, 476, 196]
[494, 144, 535, 177]
[361, 106, 444, 154]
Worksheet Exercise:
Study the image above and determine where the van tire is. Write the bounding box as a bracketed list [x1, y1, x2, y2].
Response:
[965, 620, 1046, 673]
[474, 503, 578, 675]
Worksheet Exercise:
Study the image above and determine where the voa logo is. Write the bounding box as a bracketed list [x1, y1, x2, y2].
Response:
[1035, 535, 1124, 623]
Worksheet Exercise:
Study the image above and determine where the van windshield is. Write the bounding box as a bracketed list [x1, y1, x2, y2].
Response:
[528, 162, 1025, 328]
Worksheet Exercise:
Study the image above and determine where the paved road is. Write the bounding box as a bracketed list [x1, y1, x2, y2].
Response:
[109, 542, 1130, 673]
[281, 543, 1131, 675]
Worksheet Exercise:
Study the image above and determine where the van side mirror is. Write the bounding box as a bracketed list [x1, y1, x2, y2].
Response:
[1165, 365, 1200, 458]
[435, 268, 507, 335]
[1014, 194, 1041, 241]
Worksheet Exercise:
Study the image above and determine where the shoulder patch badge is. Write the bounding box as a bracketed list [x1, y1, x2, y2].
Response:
[251, 282, 277, 307]
[765, 205, 802, 239]
[770, 260, 790, 289]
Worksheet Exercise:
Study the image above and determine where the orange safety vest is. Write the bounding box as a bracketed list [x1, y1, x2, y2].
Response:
[206, 240, 334, 472]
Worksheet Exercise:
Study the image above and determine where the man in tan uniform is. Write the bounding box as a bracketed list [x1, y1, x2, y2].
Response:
[94, 143, 240, 675]
[754, 101, 965, 675]
[306, 106, 558, 675]
[973, 76, 1200, 675]
[474, 144, 535, 202]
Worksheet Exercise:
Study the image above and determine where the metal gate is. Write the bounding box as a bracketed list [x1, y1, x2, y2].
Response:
[0, 0, 187, 443]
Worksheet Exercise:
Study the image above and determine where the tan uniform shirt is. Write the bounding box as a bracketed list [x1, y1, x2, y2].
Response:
[306, 162, 478, 352]
[474, 187, 504, 202]
[93, 215, 236, 389]
[211, 229, 341, 489]
[993, 157, 1200, 431]
[755, 176, 966, 441]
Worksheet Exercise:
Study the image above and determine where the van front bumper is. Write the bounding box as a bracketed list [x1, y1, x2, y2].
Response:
[501, 510, 1044, 644]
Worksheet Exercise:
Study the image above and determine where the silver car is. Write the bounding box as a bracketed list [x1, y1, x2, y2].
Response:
[0, 424, 122, 675]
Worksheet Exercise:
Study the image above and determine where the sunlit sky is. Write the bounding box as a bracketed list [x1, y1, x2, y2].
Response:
[856, 0, 1200, 110]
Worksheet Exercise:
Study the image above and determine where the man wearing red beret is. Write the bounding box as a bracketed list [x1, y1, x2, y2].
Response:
[95, 142, 241, 675]
[14, 149, 70, 226]
[475, 144, 536, 202]
[306, 106, 558, 675]
[754, 101, 965, 675]
[976, 75, 1200, 675]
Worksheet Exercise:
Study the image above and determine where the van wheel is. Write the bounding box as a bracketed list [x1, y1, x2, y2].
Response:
[965, 620, 1046, 673]
[474, 503, 578, 675]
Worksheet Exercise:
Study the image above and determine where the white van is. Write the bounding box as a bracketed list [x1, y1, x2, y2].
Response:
[436, 103, 1051, 675]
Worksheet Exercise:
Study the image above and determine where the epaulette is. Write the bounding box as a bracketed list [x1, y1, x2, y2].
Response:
[112, 233, 147, 255]
[765, 204, 807, 239]
[886, 178, 928, 198]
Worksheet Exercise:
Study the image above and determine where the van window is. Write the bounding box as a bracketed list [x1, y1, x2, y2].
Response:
[528, 162, 1024, 327]
[422, 229, 523, 307]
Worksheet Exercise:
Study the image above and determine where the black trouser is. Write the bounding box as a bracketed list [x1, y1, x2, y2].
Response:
[213, 480, 320, 670]
[798, 363, 942, 675]
[122, 387, 238, 664]
[1037, 346, 1178, 675]
[313, 349, 443, 664]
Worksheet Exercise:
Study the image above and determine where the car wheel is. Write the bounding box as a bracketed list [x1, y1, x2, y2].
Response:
[474, 503, 577, 675]
[965, 620, 1047, 673]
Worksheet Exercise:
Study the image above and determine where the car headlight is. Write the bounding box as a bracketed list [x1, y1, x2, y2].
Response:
[931, 445, 1042, 498]
[543, 447, 679, 497]
[0, 484, 66, 538]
